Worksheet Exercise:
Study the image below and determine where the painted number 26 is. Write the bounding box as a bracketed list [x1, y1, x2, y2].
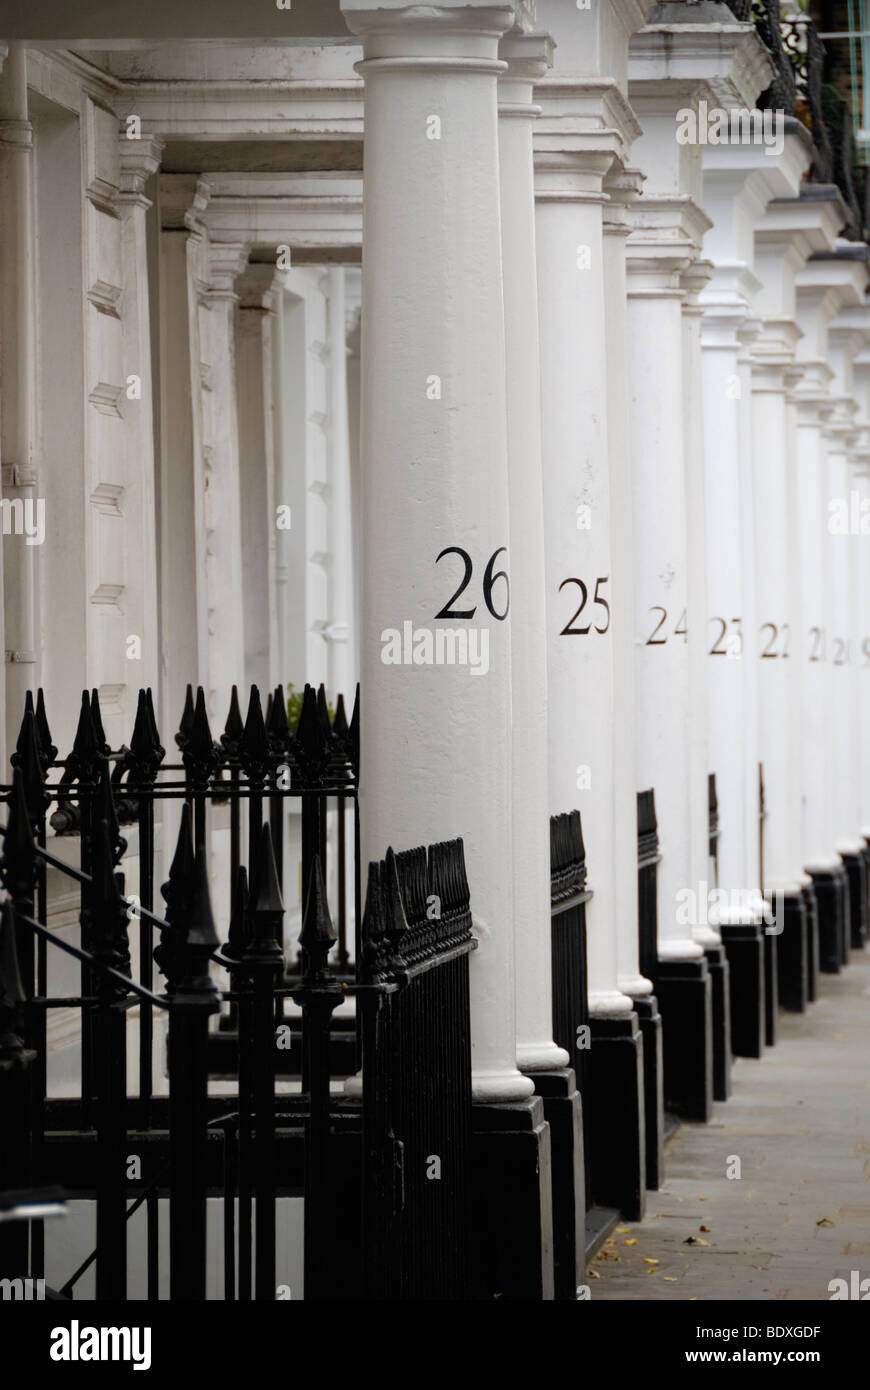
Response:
[434, 547, 510, 620]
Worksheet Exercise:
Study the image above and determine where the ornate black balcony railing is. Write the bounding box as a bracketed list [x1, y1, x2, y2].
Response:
[727, 0, 867, 237]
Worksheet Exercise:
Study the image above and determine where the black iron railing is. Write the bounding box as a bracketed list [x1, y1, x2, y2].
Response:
[0, 686, 476, 1301]
[549, 810, 591, 1196]
[637, 789, 660, 987]
[708, 772, 720, 889]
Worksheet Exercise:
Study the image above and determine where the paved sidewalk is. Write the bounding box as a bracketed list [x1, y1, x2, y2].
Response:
[593, 947, 870, 1301]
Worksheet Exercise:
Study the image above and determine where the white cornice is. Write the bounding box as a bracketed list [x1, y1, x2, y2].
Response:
[535, 76, 643, 151]
[756, 189, 848, 258]
[627, 191, 713, 253]
[629, 20, 775, 111]
[202, 171, 363, 252]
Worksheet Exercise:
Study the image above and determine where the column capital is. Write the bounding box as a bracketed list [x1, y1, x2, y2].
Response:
[0, 116, 31, 151]
[341, 0, 519, 67]
[534, 76, 642, 170]
[603, 165, 644, 235]
[236, 261, 282, 312]
[159, 173, 211, 234]
[627, 193, 712, 259]
[681, 256, 714, 306]
[629, 7, 775, 113]
[498, 30, 553, 112]
[206, 241, 251, 301]
[118, 135, 164, 208]
[534, 145, 614, 202]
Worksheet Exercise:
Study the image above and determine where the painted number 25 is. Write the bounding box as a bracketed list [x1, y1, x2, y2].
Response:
[559, 576, 611, 635]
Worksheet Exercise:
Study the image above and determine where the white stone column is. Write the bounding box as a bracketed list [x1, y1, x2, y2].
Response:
[854, 351, 870, 844]
[682, 258, 717, 947]
[118, 136, 163, 703]
[627, 249, 703, 962]
[499, 32, 567, 1073]
[344, 0, 533, 1103]
[157, 175, 212, 728]
[701, 300, 761, 922]
[237, 263, 281, 693]
[536, 141, 633, 1017]
[604, 168, 653, 1002]
[825, 329, 862, 865]
[0, 44, 35, 766]
[325, 264, 357, 704]
[732, 319, 766, 915]
[792, 359, 835, 878]
[749, 327, 804, 900]
[202, 240, 248, 716]
[750, 189, 844, 905]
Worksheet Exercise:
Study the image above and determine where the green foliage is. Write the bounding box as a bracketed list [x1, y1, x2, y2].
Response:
[285, 683, 334, 733]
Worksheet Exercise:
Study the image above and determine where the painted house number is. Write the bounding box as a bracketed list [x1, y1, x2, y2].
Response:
[434, 547, 509, 620]
[559, 576, 610, 635]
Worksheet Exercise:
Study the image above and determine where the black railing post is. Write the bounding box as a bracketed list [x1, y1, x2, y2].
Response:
[127, 688, 165, 1300]
[1, 768, 42, 1276]
[157, 803, 220, 1300]
[91, 813, 131, 1301]
[0, 901, 37, 1281]
[241, 687, 268, 886]
[292, 854, 343, 1300]
[185, 688, 220, 853]
[266, 685, 291, 897]
[358, 859, 393, 1299]
[243, 823, 285, 1301]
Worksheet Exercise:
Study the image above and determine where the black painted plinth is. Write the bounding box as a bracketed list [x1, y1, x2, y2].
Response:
[811, 864, 849, 973]
[471, 1096, 554, 1300]
[632, 994, 664, 1191]
[861, 839, 870, 948]
[719, 923, 764, 1059]
[842, 850, 867, 953]
[862, 839, 870, 947]
[802, 881, 820, 1003]
[587, 1012, 645, 1220]
[655, 957, 713, 1123]
[774, 888, 808, 1014]
[704, 944, 732, 1102]
[763, 922, 778, 1046]
[531, 1069, 585, 1302]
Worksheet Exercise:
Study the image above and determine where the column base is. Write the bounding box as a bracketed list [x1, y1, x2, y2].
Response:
[842, 849, 867, 953]
[471, 1097, 554, 1300]
[530, 1069, 585, 1302]
[587, 1013, 645, 1220]
[704, 944, 732, 1102]
[860, 839, 870, 949]
[719, 922, 764, 1058]
[632, 994, 664, 1191]
[802, 881, 820, 1003]
[764, 917, 779, 1046]
[775, 888, 808, 1014]
[655, 957, 713, 1122]
[810, 864, 849, 973]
